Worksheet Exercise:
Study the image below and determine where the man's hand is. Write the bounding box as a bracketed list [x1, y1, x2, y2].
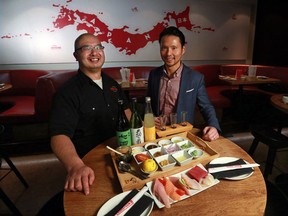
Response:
[202, 126, 219, 142]
[65, 163, 95, 195]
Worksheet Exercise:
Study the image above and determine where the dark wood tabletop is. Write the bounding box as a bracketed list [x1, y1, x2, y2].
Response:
[271, 94, 288, 114]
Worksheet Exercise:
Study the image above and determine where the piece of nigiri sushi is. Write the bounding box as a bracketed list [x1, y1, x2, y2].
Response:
[180, 173, 202, 190]
[169, 176, 190, 196]
[200, 173, 215, 186]
[152, 178, 171, 208]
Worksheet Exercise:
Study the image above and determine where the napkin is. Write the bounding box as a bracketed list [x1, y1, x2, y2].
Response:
[104, 189, 138, 216]
[125, 194, 154, 216]
[104, 189, 154, 216]
[206, 159, 254, 179]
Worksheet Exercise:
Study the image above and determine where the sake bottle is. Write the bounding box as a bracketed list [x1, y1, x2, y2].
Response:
[144, 97, 156, 141]
[116, 99, 132, 146]
[130, 98, 144, 144]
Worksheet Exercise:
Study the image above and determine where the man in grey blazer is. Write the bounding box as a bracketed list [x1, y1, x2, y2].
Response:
[147, 26, 220, 141]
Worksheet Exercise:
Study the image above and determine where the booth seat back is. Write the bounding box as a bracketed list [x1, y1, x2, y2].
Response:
[192, 64, 223, 87]
[0, 70, 50, 96]
[102, 66, 155, 81]
[35, 70, 77, 122]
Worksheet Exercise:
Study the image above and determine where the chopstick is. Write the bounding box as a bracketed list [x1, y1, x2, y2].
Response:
[208, 163, 260, 173]
[106, 146, 124, 156]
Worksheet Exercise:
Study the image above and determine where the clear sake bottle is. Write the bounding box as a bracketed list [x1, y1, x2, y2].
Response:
[144, 97, 156, 141]
[116, 99, 132, 146]
[130, 97, 144, 144]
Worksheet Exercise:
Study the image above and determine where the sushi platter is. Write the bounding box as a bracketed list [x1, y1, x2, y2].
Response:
[110, 131, 220, 192]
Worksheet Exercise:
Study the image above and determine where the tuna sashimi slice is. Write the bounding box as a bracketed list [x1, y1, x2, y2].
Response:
[187, 165, 208, 182]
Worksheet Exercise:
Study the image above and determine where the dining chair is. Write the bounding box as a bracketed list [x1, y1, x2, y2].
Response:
[0, 124, 28, 215]
[248, 124, 288, 179]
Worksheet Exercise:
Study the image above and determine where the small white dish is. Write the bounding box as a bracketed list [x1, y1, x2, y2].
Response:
[144, 142, 159, 150]
[171, 150, 193, 166]
[163, 143, 180, 154]
[171, 136, 185, 143]
[148, 146, 167, 158]
[158, 139, 173, 147]
[188, 148, 204, 159]
[132, 146, 145, 155]
[133, 151, 151, 165]
[155, 154, 176, 171]
[141, 162, 158, 175]
[177, 140, 194, 150]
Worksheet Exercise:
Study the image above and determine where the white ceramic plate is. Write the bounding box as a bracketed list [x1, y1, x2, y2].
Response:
[146, 164, 220, 208]
[209, 157, 254, 180]
[97, 191, 154, 216]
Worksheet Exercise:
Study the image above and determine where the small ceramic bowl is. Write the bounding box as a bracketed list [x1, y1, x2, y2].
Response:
[155, 154, 176, 171]
[133, 151, 151, 165]
[144, 142, 159, 151]
[171, 150, 193, 166]
[158, 139, 173, 147]
[115, 146, 133, 163]
[163, 143, 180, 154]
[171, 136, 185, 143]
[177, 140, 194, 150]
[148, 146, 167, 158]
[131, 146, 145, 155]
[141, 159, 158, 174]
[282, 95, 288, 104]
[188, 148, 204, 159]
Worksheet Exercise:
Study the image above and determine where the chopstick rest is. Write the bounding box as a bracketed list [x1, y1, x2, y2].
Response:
[207, 159, 254, 179]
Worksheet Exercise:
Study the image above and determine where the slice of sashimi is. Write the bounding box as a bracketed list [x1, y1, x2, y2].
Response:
[164, 177, 181, 201]
[187, 165, 208, 182]
[181, 173, 202, 190]
[200, 173, 215, 186]
[169, 176, 190, 196]
[152, 178, 171, 208]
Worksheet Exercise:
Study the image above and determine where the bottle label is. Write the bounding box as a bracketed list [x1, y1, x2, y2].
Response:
[144, 126, 156, 141]
[131, 126, 144, 144]
[116, 129, 132, 146]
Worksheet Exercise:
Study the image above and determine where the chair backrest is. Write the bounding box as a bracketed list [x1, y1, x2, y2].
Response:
[35, 71, 77, 122]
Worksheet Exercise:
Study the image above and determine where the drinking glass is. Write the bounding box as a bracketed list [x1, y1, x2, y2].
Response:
[181, 111, 187, 126]
[170, 113, 177, 129]
[159, 115, 167, 131]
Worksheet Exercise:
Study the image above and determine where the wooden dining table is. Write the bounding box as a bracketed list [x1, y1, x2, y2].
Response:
[270, 94, 288, 114]
[219, 75, 281, 93]
[0, 83, 12, 93]
[63, 129, 267, 216]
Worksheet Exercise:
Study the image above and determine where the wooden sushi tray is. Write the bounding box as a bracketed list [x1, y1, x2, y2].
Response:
[110, 131, 220, 192]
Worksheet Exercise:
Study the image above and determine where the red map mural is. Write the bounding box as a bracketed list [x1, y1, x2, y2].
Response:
[1, 4, 215, 56]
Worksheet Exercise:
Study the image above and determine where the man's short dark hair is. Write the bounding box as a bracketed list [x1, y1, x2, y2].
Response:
[159, 26, 186, 47]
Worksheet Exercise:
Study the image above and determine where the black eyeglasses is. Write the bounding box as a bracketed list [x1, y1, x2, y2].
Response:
[75, 44, 105, 52]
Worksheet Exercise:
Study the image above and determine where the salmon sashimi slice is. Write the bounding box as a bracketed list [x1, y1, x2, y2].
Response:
[164, 177, 181, 201]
